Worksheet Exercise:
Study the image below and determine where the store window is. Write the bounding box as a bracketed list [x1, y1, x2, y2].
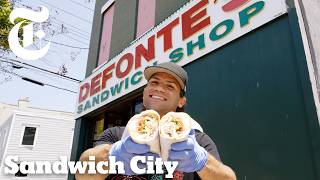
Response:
[136, 0, 156, 38]
[21, 126, 37, 146]
[135, 99, 143, 114]
[93, 113, 105, 141]
[89, 92, 143, 147]
[98, 2, 115, 66]
[92, 111, 128, 146]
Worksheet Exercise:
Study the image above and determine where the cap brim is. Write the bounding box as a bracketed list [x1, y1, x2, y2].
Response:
[144, 66, 185, 91]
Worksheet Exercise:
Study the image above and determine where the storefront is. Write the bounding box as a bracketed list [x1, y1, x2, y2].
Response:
[69, 0, 320, 179]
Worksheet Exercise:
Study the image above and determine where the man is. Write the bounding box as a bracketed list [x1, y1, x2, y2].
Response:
[76, 62, 236, 180]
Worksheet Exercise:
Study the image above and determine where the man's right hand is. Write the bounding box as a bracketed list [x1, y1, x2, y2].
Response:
[109, 136, 159, 175]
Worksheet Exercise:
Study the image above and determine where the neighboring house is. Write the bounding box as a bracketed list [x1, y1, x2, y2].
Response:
[0, 98, 75, 180]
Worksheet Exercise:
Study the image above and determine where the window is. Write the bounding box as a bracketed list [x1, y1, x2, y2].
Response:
[94, 113, 105, 141]
[21, 126, 37, 146]
[134, 99, 143, 114]
[136, 0, 156, 38]
[98, 3, 115, 66]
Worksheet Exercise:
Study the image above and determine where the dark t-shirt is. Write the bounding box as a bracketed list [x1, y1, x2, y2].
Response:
[96, 126, 221, 180]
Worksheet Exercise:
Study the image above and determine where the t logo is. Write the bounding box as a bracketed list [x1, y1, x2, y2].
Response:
[8, 6, 51, 60]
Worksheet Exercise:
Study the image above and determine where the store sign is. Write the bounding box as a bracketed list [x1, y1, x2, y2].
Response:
[76, 0, 287, 118]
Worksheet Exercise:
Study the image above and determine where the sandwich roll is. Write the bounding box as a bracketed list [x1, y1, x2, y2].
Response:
[159, 112, 192, 161]
[125, 110, 161, 155]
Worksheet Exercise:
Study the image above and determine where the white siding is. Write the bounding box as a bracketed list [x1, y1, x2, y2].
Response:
[0, 103, 16, 125]
[0, 112, 75, 180]
[0, 116, 13, 165]
[301, 0, 320, 75]
[295, 0, 320, 125]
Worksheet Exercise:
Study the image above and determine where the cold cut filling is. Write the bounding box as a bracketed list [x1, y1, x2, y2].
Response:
[161, 116, 184, 138]
[136, 116, 158, 139]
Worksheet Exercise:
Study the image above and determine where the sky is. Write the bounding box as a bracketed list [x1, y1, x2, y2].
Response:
[0, 0, 95, 112]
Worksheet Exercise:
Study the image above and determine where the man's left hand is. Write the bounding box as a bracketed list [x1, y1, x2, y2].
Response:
[168, 129, 208, 172]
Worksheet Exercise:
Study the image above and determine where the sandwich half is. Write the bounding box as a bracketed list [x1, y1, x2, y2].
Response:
[159, 112, 192, 161]
[126, 110, 161, 155]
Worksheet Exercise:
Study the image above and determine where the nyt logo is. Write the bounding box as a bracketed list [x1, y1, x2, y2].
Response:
[8, 6, 51, 60]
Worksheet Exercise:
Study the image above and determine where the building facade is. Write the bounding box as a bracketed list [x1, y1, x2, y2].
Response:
[70, 0, 320, 179]
[0, 99, 75, 179]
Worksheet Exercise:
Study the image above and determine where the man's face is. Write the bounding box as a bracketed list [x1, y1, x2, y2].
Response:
[143, 72, 186, 117]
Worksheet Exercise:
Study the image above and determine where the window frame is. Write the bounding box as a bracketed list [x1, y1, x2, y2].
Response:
[101, 0, 115, 14]
[19, 124, 39, 148]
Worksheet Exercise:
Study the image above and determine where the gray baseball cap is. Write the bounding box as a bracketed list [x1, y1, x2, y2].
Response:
[144, 62, 188, 93]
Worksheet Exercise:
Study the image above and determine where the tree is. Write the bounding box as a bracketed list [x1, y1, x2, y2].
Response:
[0, 0, 13, 51]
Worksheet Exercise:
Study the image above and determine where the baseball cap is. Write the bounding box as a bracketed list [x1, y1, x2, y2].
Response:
[144, 62, 188, 94]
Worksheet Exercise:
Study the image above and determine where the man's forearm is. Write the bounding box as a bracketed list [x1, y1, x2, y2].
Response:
[197, 154, 236, 180]
[75, 144, 111, 180]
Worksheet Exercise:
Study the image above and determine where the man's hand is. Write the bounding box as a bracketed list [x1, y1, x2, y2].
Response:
[109, 136, 159, 175]
[168, 129, 208, 172]
[76, 144, 111, 180]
